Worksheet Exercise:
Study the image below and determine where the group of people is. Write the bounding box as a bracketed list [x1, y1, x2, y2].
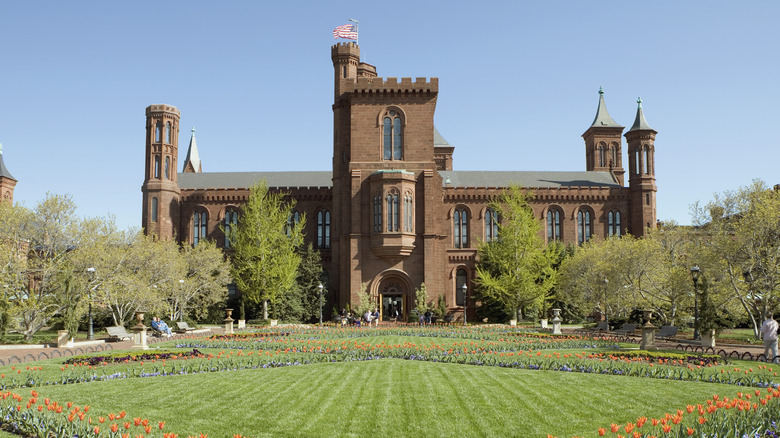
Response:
[340, 309, 380, 327]
[151, 316, 173, 338]
[418, 310, 433, 325]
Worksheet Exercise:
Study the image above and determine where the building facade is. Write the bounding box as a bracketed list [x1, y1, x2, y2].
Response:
[141, 43, 657, 321]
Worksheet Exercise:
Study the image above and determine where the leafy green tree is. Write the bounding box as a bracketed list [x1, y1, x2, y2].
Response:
[692, 179, 780, 338]
[475, 186, 560, 322]
[230, 181, 304, 320]
[293, 243, 325, 323]
[179, 240, 231, 321]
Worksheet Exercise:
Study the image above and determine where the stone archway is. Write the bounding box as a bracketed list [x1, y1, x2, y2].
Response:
[376, 274, 411, 322]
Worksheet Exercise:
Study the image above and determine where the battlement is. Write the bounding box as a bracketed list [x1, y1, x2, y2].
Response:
[331, 42, 360, 59]
[145, 104, 180, 117]
[344, 76, 439, 94]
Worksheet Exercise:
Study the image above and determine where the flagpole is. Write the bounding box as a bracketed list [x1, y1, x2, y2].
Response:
[349, 18, 359, 46]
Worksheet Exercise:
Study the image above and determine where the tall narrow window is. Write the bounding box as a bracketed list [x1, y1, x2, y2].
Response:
[164, 156, 170, 179]
[404, 192, 413, 232]
[578, 210, 591, 244]
[643, 146, 650, 174]
[598, 143, 606, 167]
[456, 269, 467, 306]
[547, 209, 561, 242]
[224, 210, 238, 248]
[155, 122, 161, 142]
[454, 209, 468, 248]
[317, 210, 331, 249]
[193, 211, 207, 246]
[154, 156, 160, 178]
[485, 208, 498, 242]
[382, 110, 403, 160]
[386, 192, 399, 232]
[285, 210, 300, 237]
[614, 211, 621, 237]
[610, 143, 618, 167]
[165, 122, 172, 144]
[635, 149, 640, 175]
[373, 196, 382, 232]
[151, 197, 158, 222]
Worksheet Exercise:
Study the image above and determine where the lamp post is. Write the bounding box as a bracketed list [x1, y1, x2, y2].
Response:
[690, 266, 701, 340]
[603, 277, 609, 327]
[86, 267, 95, 340]
[318, 283, 324, 327]
[178, 279, 185, 322]
[461, 283, 468, 325]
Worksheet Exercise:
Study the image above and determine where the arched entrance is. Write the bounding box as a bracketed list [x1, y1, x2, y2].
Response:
[378, 278, 407, 322]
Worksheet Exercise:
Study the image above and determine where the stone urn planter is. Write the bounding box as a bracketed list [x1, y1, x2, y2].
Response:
[551, 309, 562, 335]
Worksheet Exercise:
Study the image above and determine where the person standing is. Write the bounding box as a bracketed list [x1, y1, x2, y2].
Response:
[761, 312, 779, 363]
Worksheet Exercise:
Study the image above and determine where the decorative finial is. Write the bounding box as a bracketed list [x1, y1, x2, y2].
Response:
[637, 97, 642, 108]
[191, 127, 196, 134]
[0, 143, 3, 155]
[598, 86, 604, 95]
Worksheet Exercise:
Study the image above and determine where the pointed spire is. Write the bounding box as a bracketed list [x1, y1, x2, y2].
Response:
[182, 127, 202, 173]
[628, 97, 655, 132]
[590, 87, 623, 128]
[0, 143, 17, 181]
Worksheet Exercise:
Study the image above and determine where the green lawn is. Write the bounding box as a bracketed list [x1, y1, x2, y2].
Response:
[36, 358, 734, 438]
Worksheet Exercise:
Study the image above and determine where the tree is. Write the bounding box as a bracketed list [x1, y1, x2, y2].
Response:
[692, 180, 780, 338]
[475, 186, 560, 322]
[230, 181, 304, 320]
[178, 240, 231, 321]
[292, 243, 324, 323]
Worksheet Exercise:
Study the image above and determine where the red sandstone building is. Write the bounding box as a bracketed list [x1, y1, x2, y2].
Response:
[141, 43, 657, 321]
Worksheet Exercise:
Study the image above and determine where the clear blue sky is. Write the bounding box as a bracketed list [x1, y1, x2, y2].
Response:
[1, 1, 778, 230]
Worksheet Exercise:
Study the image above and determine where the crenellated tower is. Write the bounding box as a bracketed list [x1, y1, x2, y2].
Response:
[625, 98, 657, 237]
[141, 104, 181, 240]
[582, 87, 625, 185]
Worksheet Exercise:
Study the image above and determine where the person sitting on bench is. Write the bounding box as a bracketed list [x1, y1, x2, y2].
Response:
[151, 317, 172, 338]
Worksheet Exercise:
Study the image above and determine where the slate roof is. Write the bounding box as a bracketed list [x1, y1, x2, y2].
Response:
[627, 98, 655, 132]
[439, 171, 620, 188]
[178, 170, 620, 190]
[183, 128, 202, 172]
[0, 145, 16, 181]
[590, 87, 623, 129]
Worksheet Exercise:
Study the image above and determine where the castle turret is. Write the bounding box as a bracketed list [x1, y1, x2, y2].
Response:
[141, 104, 181, 240]
[625, 97, 657, 237]
[0, 143, 17, 204]
[582, 87, 625, 184]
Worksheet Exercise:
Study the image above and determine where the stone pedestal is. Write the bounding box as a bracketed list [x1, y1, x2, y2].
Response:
[639, 309, 658, 351]
[540, 319, 548, 329]
[237, 319, 246, 329]
[57, 330, 74, 348]
[551, 309, 563, 335]
[270, 319, 278, 327]
[509, 319, 517, 326]
[132, 311, 149, 350]
[701, 330, 716, 348]
[224, 308, 235, 335]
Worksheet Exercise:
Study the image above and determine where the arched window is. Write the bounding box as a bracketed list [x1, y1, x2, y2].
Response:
[598, 143, 606, 167]
[164, 156, 170, 179]
[610, 143, 618, 167]
[577, 210, 592, 244]
[386, 191, 399, 232]
[546, 209, 561, 242]
[373, 196, 382, 232]
[151, 197, 158, 222]
[608, 210, 622, 237]
[224, 210, 238, 248]
[634, 149, 640, 175]
[456, 268, 467, 306]
[285, 210, 300, 237]
[317, 210, 331, 249]
[154, 156, 160, 178]
[404, 192, 413, 232]
[383, 110, 402, 160]
[165, 122, 172, 144]
[193, 211, 207, 246]
[643, 145, 650, 174]
[454, 209, 468, 248]
[485, 208, 498, 242]
[155, 122, 161, 142]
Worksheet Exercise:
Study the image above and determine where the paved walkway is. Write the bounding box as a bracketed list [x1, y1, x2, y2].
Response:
[0, 327, 770, 365]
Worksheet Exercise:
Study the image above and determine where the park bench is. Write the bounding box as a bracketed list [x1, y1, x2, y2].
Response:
[613, 323, 638, 336]
[575, 321, 609, 335]
[106, 326, 133, 342]
[176, 321, 197, 333]
[656, 325, 679, 341]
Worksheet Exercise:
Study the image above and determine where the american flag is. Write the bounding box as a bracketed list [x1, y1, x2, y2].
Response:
[333, 24, 357, 40]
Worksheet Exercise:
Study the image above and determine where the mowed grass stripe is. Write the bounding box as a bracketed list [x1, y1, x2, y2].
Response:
[35, 359, 736, 437]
